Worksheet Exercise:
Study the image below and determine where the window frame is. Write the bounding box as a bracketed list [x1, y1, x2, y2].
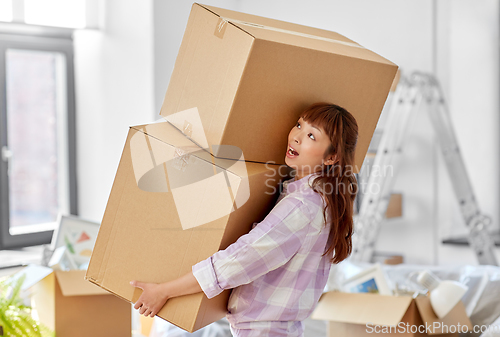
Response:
[0, 31, 77, 249]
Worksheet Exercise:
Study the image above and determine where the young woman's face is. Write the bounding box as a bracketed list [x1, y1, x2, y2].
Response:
[285, 117, 335, 179]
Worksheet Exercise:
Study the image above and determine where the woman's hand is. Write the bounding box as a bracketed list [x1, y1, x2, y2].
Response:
[130, 271, 202, 318]
[130, 280, 169, 317]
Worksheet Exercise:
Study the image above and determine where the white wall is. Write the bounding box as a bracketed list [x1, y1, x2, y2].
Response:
[379, 0, 500, 266]
[440, 0, 500, 264]
[73, 0, 155, 222]
[74, 0, 499, 266]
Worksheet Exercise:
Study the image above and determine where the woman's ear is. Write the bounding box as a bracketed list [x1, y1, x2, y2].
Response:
[324, 154, 336, 166]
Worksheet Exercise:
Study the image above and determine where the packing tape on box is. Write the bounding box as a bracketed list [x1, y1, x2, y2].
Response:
[182, 120, 193, 138]
[130, 127, 198, 193]
[173, 146, 193, 172]
[163, 106, 251, 162]
[219, 17, 364, 48]
[215, 17, 228, 38]
[163, 107, 210, 150]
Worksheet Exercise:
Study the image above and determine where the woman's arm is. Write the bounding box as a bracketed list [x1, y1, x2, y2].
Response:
[193, 197, 312, 299]
[130, 271, 202, 317]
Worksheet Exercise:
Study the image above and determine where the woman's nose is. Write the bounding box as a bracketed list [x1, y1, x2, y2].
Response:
[290, 128, 301, 144]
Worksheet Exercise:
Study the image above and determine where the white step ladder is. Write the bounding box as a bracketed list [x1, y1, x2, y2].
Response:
[350, 71, 498, 266]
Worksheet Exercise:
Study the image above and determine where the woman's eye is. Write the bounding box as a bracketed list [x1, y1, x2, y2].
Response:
[296, 122, 301, 128]
[308, 133, 315, 140]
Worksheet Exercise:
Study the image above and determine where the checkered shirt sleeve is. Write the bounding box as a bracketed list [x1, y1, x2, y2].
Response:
[192, 196, 313, 299]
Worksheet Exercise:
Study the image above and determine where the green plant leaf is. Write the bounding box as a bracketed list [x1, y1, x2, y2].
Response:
[0, 271, 54, 337]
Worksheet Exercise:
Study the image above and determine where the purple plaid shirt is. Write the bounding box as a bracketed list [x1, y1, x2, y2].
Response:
[192, 172, 332, 336]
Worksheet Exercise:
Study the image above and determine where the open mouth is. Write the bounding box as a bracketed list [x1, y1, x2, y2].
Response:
[287, 145, 299, 157]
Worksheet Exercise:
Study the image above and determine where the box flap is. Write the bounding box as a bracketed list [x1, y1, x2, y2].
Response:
[130, 123, 253, 230]
[131, 121, 199, 152]
[55, 270, 109, 296]
[311, 291, 412, 326]
[415, 296, 473, 335]
[10, 264, 53, 291]
[131, 121, 275, 178]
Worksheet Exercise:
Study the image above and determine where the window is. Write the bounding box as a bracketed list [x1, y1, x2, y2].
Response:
[0, 0, 13, 22]
[24, 0, 86, 29]
[0, 0, 95, 29]
[0, 33, 77, 249]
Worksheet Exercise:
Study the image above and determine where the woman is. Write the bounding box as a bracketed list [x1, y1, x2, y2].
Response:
[131, 102, 359, 337]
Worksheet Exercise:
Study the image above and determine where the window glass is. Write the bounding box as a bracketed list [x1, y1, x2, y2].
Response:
[0, 0, 13, 22]
[6, 49, 68, 234]
[24, 0, 86, 28]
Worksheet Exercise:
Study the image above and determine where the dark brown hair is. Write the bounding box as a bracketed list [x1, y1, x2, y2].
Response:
[300, 102, 359, 264]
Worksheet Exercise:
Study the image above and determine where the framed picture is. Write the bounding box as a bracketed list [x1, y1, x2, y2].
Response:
[48, 246, 78, 271]
[51, 213, 100, 267]
[342, 263, 392, 295]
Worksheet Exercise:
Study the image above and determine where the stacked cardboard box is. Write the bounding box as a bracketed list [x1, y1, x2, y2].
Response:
[160, 3, 397, 168]
[85, 121, 287, 332]
[86, 3, 398, 333]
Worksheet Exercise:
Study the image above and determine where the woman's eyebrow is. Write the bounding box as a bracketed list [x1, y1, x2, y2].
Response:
[300, 117, 322, 133]
[311, 125, 322, 133]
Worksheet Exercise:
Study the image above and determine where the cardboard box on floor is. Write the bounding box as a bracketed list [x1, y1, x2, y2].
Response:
[160, 3, 398, 168]
[312, 291, 472, 337]
[85, 121, 289, 332]
[14, 265, 131, 337]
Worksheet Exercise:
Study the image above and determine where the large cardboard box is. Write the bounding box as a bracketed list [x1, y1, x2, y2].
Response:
[160, 3, 399, 168]
[15, 265, 131, 337]
[86, 121, 289, 332]
[312, 291, 473, 337]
